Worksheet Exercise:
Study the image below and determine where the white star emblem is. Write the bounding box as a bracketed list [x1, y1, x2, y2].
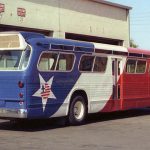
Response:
[33, 74, 56, 111]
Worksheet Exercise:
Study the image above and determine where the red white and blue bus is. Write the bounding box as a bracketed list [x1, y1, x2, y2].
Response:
[0, 31, 149, 125]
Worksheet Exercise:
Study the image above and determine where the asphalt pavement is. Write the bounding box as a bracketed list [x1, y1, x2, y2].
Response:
[0, 109, 150, 150]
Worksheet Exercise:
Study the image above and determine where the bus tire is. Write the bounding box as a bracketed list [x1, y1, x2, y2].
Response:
[68, 95, 87, 125]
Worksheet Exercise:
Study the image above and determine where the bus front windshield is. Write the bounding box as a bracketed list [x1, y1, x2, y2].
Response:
[0, 46, 31, 71]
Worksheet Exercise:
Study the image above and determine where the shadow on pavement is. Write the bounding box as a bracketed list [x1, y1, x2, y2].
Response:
[0, 108, 150, 132]
[87, 108, 150, 123]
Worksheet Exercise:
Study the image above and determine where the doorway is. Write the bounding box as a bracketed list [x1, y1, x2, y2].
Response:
[112, 58, 122, 100]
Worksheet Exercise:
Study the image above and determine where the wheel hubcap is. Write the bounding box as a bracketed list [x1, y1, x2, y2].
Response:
[74, 101, 84, 120]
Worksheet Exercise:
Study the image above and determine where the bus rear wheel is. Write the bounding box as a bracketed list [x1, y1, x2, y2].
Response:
[68, 95, 87, 125]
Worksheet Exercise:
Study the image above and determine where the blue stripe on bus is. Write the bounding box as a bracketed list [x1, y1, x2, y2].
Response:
[26, 38, 86, 118]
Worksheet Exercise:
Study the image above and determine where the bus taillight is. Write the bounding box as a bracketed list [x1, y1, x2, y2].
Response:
[19, 93, 23, 98]
[18, 81, 24, 88]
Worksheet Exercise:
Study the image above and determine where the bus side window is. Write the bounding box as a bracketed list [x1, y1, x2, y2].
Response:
[118, 61, 121, 75]
[20, 47, 31, 69]
[0, 58, 4, 68]
[136, 60, 146, 73]
[126, 59, 136, 73]
[0, 51, 22, 69]
[56, 53, 74, 71]
[38, 52, 58, 71]
[93, 57, 107, 72]
[79, 55, 94, 72]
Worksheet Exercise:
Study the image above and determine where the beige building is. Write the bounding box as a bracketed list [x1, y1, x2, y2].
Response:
[0, 0, 131, 47]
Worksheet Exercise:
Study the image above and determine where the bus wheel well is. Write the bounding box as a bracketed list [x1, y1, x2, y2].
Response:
[70, 90, 88, 107]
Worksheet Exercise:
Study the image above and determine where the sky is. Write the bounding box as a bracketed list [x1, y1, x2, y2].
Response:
[108, 0, 150, 49]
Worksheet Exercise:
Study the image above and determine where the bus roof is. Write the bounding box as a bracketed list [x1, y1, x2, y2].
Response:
[128, 48, 150, 55]
[94, 43, 127, 53]
[1, 32, 150, 58]
[0, 31, 45, 50]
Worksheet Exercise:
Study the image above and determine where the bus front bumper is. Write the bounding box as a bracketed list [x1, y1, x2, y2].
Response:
[0, 108, 27, 118]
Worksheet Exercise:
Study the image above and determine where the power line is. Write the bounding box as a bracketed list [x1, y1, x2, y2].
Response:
[131, 28, 150, 31]
[131, 18, 150, 21]
[131, 13, 150, 17]
[131, 21, 150, 24]
[131, 16, 150, 19]
[131, 14, 150, 19]
[130, 23, 150, 27]
[132, 11, 150, 14]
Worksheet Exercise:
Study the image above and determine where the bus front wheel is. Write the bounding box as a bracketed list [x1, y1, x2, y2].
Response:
[68, 95, 87, 125]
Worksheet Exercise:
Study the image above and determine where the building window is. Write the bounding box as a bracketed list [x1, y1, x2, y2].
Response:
[93, 57, 107, 72]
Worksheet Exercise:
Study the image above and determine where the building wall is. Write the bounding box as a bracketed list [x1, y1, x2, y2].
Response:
[0, 0, 130, 47]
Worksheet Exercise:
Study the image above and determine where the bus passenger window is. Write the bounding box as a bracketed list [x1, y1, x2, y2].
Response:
[136, 60, 146, 73]
[93, 57, 107, 72]
[7, 57, 19, 68]
[112, 60, 115, 76]
[20, 46, 31, 69]
[126, 59, 136, 73]
[0, 50, 22, 70]
[38, 52, 58, 71]
[79, 56, 94, 72]
[0, 59, 4, 68]
[118, 61, 121, 75]
[56, 53, 74, 71]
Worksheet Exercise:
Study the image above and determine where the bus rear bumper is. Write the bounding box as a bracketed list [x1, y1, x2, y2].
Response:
[0, 108, 27, 118]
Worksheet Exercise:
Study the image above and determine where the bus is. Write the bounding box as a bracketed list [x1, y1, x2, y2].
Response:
[0, 31, 149, 125]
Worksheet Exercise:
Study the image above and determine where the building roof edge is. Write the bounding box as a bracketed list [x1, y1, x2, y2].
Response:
[91, 0, 132, 10]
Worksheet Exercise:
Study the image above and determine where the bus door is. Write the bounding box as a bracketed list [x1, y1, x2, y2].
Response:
[112, 58, 123, 101]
